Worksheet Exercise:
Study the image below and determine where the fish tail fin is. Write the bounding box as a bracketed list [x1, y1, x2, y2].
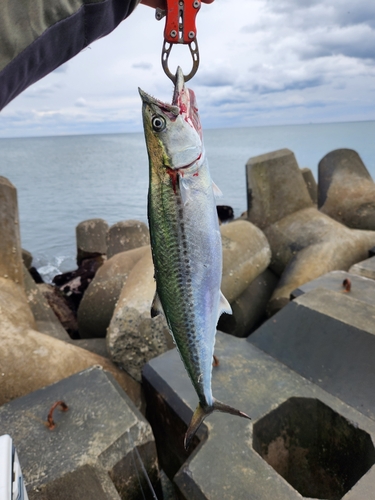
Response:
[184, 399, 251, 450]
[184, 403, 213, 450]
[212, 399, 251, 420]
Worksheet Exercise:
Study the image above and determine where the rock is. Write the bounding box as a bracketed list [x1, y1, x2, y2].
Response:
[77, 246, 150, 338]
[0, 367, 159, 499]
[246, 149, 313, 229]
[221, 220, 271, 304]
[23, 266, 70, 341]
[216, 205, 234, 223]
[250, 288, 375, 422]
[301, 167, 317, 204]
[264, 207, 375, 315]
[76, 218, 109, 265]
[22, 248, 33, 269]
[37, 283, 78, 337]
[0, 176, 24, 285]
[106, 220, 150, 259]
[53, 255, 104, 314]
[142, 332, 375, 499]
[218, 268, 279, 337]
[0, 276, 141, 408]
[29, 266, 44, 283]
[318, 149, 375, 230]
[107, 250, 173, 382]
[349, 256, 375, 280]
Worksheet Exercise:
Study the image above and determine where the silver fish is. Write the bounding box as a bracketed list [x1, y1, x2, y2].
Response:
[139, 68, 250, 448]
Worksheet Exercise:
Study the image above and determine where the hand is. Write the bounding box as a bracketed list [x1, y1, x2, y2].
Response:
[141, 0, 214, 8]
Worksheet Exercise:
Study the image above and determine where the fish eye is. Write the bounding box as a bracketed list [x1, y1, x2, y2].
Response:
[152, 115, 166, 132]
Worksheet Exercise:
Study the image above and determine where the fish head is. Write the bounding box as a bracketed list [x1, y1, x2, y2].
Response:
[139, 67, 202, 171]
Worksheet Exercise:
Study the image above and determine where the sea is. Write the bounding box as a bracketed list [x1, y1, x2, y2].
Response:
[1, 120, 374, 282]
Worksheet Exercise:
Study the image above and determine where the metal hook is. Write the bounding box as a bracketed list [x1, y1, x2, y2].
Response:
[161, 39, 200, 84]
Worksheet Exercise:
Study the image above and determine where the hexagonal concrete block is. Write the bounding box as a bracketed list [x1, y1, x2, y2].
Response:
[349, 256, 375, 281]
[0, 367, 159, 500]
[250, 287, 375, 421]
[253, 397, 375, 499]
[142, 332, 375, 499]
[290, 270, 375, 307]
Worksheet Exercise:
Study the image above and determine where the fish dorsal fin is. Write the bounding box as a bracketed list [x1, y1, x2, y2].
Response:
[212, 181, 223, 198]
[219, 290, 232, 318]
[151, 291, 164, 318]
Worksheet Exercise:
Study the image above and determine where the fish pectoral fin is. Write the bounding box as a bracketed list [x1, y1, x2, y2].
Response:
[151, 291, 164, 318]
[180, 176, 190, 205]
[212, 180, 223, 198]
[219, 291, 232, 317]
[184, 399, 251, 450]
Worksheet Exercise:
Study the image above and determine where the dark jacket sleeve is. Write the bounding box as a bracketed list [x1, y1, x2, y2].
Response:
[0, 0, 140, 111]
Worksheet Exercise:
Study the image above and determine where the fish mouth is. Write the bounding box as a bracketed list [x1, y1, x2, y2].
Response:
[139, 66, 202, 138]
[138, 66, 187, 115]
[138, 87, 179, 117]
[172, 66, 185, 106]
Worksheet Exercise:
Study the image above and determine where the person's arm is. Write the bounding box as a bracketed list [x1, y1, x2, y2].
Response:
[141, 0, 214, 6]
[0, 0, 214, 111]
[0, 0, 139, 111]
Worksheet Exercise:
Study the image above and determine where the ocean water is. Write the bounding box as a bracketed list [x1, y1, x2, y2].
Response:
[1, 120, 374, 280]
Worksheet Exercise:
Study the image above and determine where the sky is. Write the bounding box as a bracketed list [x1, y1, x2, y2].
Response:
[1, 0, 375, 138]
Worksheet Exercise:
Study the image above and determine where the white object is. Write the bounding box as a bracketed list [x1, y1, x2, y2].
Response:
[0, 435, 29, 500]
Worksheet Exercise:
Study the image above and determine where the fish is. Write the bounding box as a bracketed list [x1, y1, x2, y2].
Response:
[139, 67, 250, 449]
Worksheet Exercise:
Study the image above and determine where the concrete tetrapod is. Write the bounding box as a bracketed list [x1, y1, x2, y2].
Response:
[318, 149, 375, 230]
[246, 148, 314, 230]
[0, 176, 24, 286]
[106, 220, 150, 259]
[264, 207, 375, 315]
[78, 245, 150, 338]
[0, 277, 142, 408]
[23, 265, 70, 341]
[106, 248, 173, 382]
[76, 218, 109, 265]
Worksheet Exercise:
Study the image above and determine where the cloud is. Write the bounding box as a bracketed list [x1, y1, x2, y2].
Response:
[23, 83, 63, 98]
[75, 97, 87, 107]
[52, 63, 69, 74]
[298, 24, 375, 61]
[1, 0, 375, 137]
[195, 69, 234, 87]
[132, 62, 153, 70]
